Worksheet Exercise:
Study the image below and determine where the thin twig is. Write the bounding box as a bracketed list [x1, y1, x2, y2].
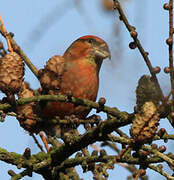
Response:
[142, 146, 174, 166]
[115, 128, 129, 138]
[0, 15, 13, 52]
[54, 155, 113, 172]
[168, 0, 174, 103]
[10, 37, 39, 77]
[101, 141, 149, 180]
[50, 116, 101, 126]
[148, 164, 174, 180]
[8, 169, 32, 180]
[0, 94, 133, 121]
[101, 141, 120, 153]
[31, 134, 45, 152]
[113, 0, 164, 101]
[39, 131, 50, 152]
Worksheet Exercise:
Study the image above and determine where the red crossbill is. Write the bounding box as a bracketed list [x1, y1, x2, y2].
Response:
[39, 35, 110, 120]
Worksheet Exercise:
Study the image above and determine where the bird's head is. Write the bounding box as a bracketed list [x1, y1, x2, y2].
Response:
[63, 35, 111, 72]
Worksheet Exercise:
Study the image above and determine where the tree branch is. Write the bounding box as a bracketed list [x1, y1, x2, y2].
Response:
[148, 164, 174, 180]
[50, 114, 132, 166]
[0, 94, 133, 120]
[8, 169, 32, 180]
[168, 0, 174, 102]
[113, 0, 164, 100]
[142, 146, 174, 166]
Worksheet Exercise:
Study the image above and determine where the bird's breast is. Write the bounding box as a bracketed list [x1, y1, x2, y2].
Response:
[42, 60, 99, 118]
[61, 60, 99, 101]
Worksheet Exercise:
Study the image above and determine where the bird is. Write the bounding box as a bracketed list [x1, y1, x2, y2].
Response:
[38, 35, 110, 121]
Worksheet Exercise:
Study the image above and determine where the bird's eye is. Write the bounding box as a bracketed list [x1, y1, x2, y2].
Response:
[87, 39, 93, 44]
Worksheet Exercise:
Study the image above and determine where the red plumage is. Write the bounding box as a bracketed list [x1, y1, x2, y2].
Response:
[39, 35, 110, 119]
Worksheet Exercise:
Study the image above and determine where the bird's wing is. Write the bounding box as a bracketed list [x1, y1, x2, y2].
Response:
[38, 55, 65, 94]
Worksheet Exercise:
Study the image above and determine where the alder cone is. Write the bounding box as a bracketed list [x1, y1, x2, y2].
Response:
[130, 101, 159, 144]
[17, 82, 38, 133]
[0, 52, 24, 95]
[38, 55, 65, 93]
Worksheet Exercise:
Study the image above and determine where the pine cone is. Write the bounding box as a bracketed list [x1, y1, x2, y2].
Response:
[130, 101, 160, 144]
[0, 52, 24, 95]
[38, 55, 64, 93]
[17, 82, 39, 133]
[136, 75, 161, 111]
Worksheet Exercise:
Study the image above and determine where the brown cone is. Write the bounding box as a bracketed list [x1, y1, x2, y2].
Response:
[17, 82, 38, 133]
[0, 52, 24, 95]
[130, 101, 159, 144]
[38, 55, 64, 93]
